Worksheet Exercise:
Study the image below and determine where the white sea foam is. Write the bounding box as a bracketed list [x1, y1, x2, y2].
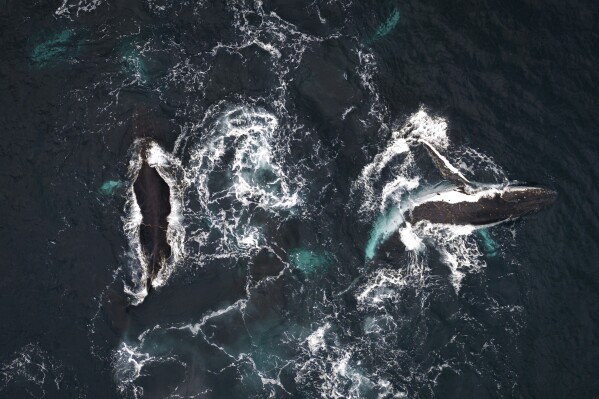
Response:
[357, 50, 387, 120]
[353, 107, 449, 219]
[416, 222, 484, 292]
[112, 342, 151, 398]
[55, 0, 104, 17]
[399, 223, 424, 252]
[182, 105, 303, 260]
[0, 344, 64, 398]
[208, 0, 341, 118]
[295, 324, 405, 398]
[112, 339, 185, 399]
[306, 323, 330, 354]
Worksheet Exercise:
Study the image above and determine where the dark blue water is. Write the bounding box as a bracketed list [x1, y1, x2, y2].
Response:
[1, 0, 598, 398]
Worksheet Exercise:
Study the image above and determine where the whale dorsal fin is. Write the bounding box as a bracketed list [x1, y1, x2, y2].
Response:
[419, 140, 472, 190]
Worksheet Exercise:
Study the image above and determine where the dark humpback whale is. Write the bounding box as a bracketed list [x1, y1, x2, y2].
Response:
[404, 140, 557, 226]
[130, 110, 172, 292]
[133, 146, 171, 290]
[369, 140, 556, 262]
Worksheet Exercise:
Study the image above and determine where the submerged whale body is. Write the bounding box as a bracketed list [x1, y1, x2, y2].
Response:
[404, 140, 557, 227]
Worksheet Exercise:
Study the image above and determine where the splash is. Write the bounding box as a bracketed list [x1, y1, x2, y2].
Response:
[353, 108, 448, 219]
[365, 206, 405, 261]
[416, 222, 483, 292]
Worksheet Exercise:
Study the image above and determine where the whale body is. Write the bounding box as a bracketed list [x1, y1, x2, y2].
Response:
[130, 109, 172, 292]
[133, 150, 171, 290]
[369, 140, 557, 262]
[406, 184, 557, 226]
[404, 140, 557, 227]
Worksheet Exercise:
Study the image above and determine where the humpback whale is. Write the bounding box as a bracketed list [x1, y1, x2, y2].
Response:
[404, 140, 557, 226]
[134, 147, 171, 290]
[130, 111, 172, 292]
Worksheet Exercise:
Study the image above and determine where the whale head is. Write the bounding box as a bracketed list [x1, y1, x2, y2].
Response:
[498, 185, 557, 218]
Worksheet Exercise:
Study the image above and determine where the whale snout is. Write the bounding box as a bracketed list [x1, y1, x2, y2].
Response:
[501, 186, 557, 215]
[535, 187, 558, 203]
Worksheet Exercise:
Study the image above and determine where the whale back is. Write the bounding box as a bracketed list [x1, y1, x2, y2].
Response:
[130, 109, 172, 290]
[407, 186, 556, 226]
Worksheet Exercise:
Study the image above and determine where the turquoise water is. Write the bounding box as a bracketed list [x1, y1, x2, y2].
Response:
[31, 29, 76, 67]
[99, 180, 124, 196]
[118, 40, 150, 83]
[288, 248, 334, 274]
[478, 228, 498, 257]
[369, 9, 400, 43]
[365, 206, 404, 261]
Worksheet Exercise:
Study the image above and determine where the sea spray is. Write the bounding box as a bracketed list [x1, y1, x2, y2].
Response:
[356, 108, 505, 291]
[184, 105, 303, 259]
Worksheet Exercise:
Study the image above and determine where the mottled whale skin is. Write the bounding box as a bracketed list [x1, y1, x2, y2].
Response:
[131, 110, 172, 291]
[406, 185, 557, 226]
[405, 140, 557, 226]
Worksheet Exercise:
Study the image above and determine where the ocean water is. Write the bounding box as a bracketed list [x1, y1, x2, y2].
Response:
[1, 0, 598, 398]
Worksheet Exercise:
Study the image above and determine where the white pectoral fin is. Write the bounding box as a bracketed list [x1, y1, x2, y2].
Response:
[419, 139, 472, 189]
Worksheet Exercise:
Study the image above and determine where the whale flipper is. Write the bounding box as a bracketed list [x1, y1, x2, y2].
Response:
[419, 140, 472, 190]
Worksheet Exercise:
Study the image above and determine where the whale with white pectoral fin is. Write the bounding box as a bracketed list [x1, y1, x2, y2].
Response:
[369, 140, 557, 261]
[405, 140, 557, 226]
